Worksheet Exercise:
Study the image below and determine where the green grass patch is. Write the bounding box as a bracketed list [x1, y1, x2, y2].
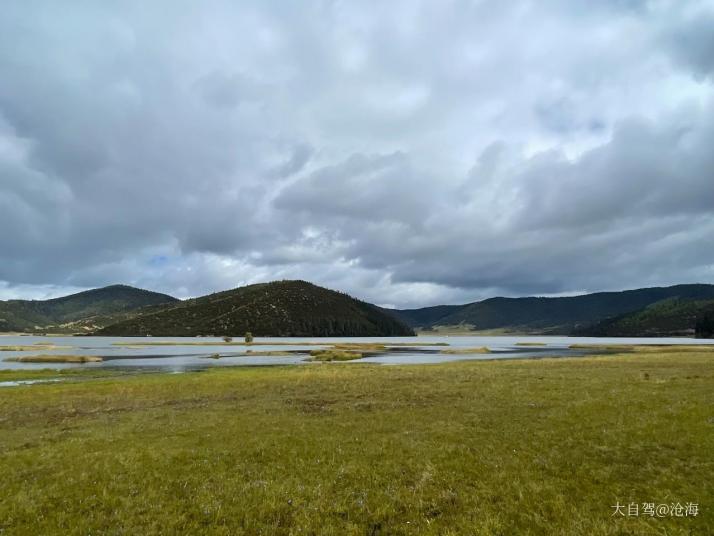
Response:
[0, 348, 712, 534]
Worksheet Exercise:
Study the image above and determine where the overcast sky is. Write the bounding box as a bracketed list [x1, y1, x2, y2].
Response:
[1, 0, 713, 307]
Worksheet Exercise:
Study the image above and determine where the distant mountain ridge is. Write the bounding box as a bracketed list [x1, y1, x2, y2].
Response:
[95, 280, 415, 337]
[3, 281, 713, 337]
[390, 284, 714, 336]
[0, 285, 178, 333]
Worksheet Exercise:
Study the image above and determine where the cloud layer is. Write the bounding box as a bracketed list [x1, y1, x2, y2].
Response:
[1, 0, 713, 306]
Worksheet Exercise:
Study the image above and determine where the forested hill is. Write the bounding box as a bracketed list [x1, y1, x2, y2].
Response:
[390, 284, 714, 335]
[96, 280, 415, 337]
[0, 285, 178, 332]
[574, 298, 714, 337]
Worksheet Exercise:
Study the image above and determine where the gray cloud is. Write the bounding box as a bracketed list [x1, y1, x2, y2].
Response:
[662, 6, 714, 79]
[275, 152, 434, 225]
[1, 0, 713, 307]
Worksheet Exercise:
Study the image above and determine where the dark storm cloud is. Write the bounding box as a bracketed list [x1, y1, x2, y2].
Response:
[1, 0, 713, 306]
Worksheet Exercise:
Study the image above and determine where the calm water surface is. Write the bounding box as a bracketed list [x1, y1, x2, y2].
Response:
[1, 335, 712, 372]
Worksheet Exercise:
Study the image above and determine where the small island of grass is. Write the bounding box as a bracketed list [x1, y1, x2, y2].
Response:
[309, 349, 363, 361]
[201, 350, 296, 359]
[0, 344, 67, 352]
[439, 347, 491, 355]
[4, 355, 103, 363]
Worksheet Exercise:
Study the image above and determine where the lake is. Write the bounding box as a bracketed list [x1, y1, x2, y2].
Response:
[1, 334, 713, 372]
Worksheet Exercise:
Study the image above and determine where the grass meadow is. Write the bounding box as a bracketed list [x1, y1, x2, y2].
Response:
[1, 347, 712, 535]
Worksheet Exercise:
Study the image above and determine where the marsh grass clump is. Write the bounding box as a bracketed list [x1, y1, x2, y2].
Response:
[4, 354, 102, 363]
[308, 349, 362, 361]
[440, 347, 491, 355]
[515, 342, 547, 346]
